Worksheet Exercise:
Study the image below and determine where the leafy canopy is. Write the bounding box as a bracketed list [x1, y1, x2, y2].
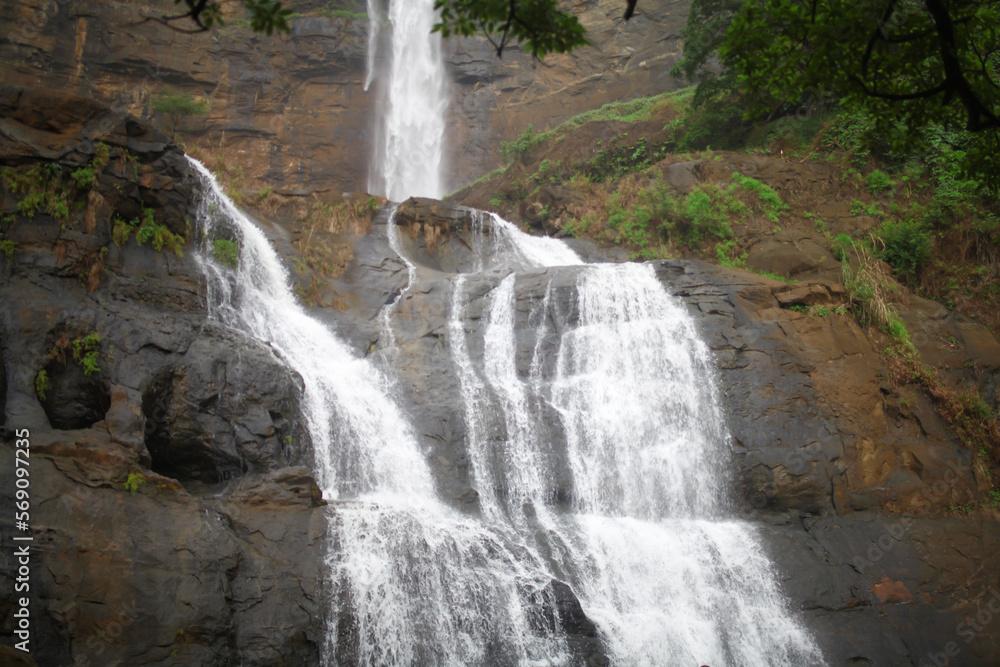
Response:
[160, 0, 609, 58]
[676, 0, 1000, 192]
[720, 0, 1000, 134]
[432, 0, 589, 57]
[150, 0, 295, 34]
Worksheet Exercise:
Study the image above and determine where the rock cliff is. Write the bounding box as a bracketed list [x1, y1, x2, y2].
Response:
[3, 62, 1000, 667]
[0, 0, 688, 196]
[0, 87, 327, 666]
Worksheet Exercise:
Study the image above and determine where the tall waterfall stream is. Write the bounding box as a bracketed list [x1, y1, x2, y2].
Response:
[189, 157, 825, 665]
[365, 0, 447, 201]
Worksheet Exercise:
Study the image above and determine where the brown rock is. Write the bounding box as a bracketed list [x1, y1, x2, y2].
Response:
[872, 577, 912, 604]
[774, 282, 848, 308]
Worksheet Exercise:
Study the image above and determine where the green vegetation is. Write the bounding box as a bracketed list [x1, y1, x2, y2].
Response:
[678, 0, 1000, 193]
[877, 219, 933, 277]
[572, 167, 794, 260]
[715, 240, 747, 269]
[850, 200, 882, 217]
[756, 271, 797, 284]
[72, 332, 102, 376]
[113, 208, 185, 257]
[729, 172, 786, 223]
[865, 169, 894, 195]
[499, 126, 549, 165]
[124, 472, 147, 496]
[319, 5, 367, 21]
[840, 238, 914, 352]
[34, 370, 49, 401]
[561, 90, 692, 131]
[154, 90, 209, 136]
[433, 0, 588, 58]
[212, 239, 240, 268]
[1, 163, 75, 222]
[587, 136, 669, 182]
[0, 144, 114, 240]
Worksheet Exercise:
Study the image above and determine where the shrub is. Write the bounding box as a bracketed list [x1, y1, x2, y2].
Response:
[72, 333, 102, 375]
[608, 201, 654, 249]
[586, 137, 668, 181]
[124, 472, 146, 495]
[851, 199, 882, 216]
[35, 369, 49, 400]
[154, 90, 209, 135]
[715, 240, 747, 268]
[878, 219, 932, 276]
[731, 172, 787, 223]
[683, 187, 735, 244]
[113, 208, 185, 256]
[831, 233, 854, 262]
[866, 169, 894, 194]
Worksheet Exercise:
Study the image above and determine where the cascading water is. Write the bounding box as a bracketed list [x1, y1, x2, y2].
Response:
[189, 159, 575, 666]
[190, 157, 826, 662]
[445, 218, 828, 666]
[366, 0, 448, 201]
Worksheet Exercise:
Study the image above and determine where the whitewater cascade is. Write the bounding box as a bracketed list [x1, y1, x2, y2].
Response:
[189, 163, 825, 664]
[366, 0, 448, 201]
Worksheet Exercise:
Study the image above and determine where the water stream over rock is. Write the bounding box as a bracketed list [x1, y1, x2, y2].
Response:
[190, 159, 825, 664]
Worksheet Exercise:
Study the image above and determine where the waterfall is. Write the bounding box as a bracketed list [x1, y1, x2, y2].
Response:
[189, 160, 826, 662]
[445, 222, 828, 665]
[189, 160, 825, 663]
[366, 0, 448, 201]
[189, 159, 573, 666]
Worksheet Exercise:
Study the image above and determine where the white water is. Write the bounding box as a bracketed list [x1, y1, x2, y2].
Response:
[446, 221, 827, 665]
[377, 205, 416, 350]
[367, 0, 448, 201]
[189, 159, 572, 666]
[190, 155, 824, 664]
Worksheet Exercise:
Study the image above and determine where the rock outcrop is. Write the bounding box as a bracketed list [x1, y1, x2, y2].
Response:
[0, 88, 325, 665]
[0, 0, 689, 196]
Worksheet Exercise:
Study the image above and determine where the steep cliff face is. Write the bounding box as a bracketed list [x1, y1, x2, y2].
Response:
[3, 89, 1000, 665]
[442, 0, 689, 189]
[0, 0, 687, 196]
[0, 88, 327, 666]
[1, 0, 373, 195]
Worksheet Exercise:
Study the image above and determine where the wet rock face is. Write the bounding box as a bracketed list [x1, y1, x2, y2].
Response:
[141, 334, 309, 484]
[0, 438, 329, 667]
[354, 216, 1000, 666]
[0, 90, 324, 664]
[39, 356, 110, 430]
